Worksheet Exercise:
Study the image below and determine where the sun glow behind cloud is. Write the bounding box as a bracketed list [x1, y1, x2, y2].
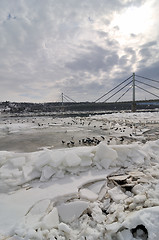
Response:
[112, 3, 154, 36]
[107, 1, 156, 74]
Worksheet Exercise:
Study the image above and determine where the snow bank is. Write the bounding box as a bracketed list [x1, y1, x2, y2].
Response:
[1, 111, 159, 239]
[8, 165, 159, 240]
[1, 138, 159, 239]
[1, 140, 159, 193]
[113, 206, 159, 240]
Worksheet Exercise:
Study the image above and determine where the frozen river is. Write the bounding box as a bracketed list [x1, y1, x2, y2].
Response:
[0, 115, 109, 152]
[0, 112, 159, 152]
[1, 111, 159, 239]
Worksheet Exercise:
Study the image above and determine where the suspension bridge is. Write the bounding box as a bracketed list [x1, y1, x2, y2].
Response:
[61, 73, 159, 112]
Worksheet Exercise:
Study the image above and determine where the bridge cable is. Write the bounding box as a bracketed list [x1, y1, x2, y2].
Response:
[103, 80, 133, 102]
[135, 75, 159, 84]
[135, 79, 159, 91]
[135, 85, 159, 99]
[63, 95, 70, 102]
[94, 75, 133, 102]
[115, 85, 133, 102]
[63, 94, 76, 103]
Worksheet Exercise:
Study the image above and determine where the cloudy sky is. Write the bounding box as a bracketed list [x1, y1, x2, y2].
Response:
[0, 0, 159, 103]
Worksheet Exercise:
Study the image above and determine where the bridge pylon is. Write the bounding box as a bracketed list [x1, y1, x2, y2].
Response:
[131, 72, 136, 112]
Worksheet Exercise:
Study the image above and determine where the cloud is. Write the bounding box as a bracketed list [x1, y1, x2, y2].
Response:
[66, 44, 119, 73]
[137, 61, 159, 80]
[0, 0, 159, 102]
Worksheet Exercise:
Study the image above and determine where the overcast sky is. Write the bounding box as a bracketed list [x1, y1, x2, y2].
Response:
[0, 0, 159, 103]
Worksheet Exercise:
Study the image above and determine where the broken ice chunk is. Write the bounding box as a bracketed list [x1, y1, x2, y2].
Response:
[79, 188, 98, 201]
[94, 143, 118, 169]
[133, 194, 146, 204]
[87, 180, 106, 195]
[64, 152, 81, 167]
[42, 207, 59, 229]
[40, 165, 55, 182]
[58, 222, 71, 233]
[57, 200, 89, 223]
[108, 186, 128, 203]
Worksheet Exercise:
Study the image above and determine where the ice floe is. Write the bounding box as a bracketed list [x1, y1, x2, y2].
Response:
[1, 112, 159, 239]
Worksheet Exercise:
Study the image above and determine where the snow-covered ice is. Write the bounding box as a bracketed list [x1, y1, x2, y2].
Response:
[0, 111, 159, 239]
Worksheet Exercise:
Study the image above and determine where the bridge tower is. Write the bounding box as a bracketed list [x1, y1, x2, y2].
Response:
[61, 92, 64, 107]
[132, 72, 136, 112]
